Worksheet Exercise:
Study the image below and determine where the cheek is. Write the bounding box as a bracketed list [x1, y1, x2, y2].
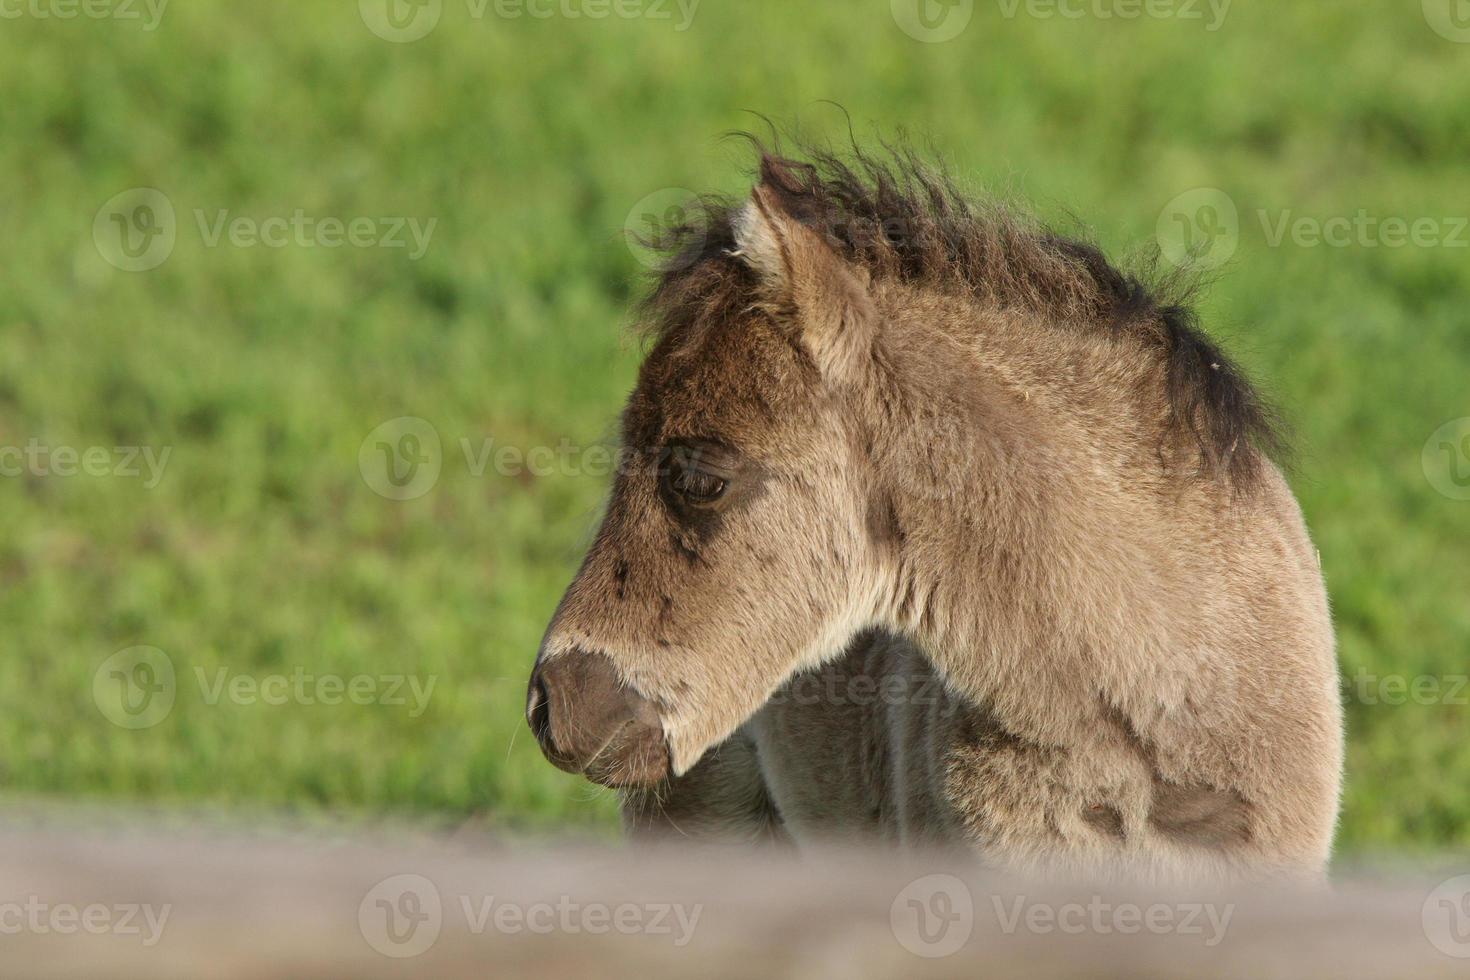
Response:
[608, 460, 866, 630]
[696, 482, 859, 608]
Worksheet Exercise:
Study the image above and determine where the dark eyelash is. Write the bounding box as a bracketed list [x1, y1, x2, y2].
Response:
[674, 468, 725, 500]
[663, 446, 730, 504]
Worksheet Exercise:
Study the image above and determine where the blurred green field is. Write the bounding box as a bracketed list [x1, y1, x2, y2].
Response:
[0, 0, 1466, 852]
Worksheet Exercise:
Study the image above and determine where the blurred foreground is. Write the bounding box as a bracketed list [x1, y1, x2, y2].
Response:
[4, 811, 1468, 978]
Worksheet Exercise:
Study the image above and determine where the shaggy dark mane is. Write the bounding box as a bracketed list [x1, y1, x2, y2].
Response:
[637, 140, 1286, 489]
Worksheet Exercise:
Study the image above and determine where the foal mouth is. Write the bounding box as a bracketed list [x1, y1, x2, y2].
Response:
[579, 722, 671, 788]
[533, 718, 670, 789]
[526, 648, 671, 788]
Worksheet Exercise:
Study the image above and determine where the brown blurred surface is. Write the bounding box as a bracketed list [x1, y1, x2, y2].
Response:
[0, 813, 1464, 979]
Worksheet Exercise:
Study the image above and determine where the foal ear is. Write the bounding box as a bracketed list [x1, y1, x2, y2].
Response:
[731, 184, 876, 383]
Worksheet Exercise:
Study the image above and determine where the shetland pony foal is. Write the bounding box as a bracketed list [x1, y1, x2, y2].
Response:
[527, 148, 1342, 883]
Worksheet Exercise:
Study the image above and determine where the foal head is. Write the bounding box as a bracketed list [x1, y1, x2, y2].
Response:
[528, 172, 887, 785]
[526, 148, 1279, 787]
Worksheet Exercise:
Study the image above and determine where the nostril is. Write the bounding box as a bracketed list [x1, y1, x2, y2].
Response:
[528, 672, 552, 746]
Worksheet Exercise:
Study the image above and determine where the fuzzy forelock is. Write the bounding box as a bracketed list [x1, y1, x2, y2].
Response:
[634, 137, 1287, 489]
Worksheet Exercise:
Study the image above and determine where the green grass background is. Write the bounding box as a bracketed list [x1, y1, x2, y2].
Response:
[0, 0, 1466, 851]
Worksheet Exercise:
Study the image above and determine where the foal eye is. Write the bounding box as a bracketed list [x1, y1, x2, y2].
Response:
[674, 467, 726, 502]
[662, 446, 730, 506]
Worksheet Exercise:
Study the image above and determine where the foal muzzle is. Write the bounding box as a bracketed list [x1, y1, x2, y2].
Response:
[526, 648, 670, 787]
